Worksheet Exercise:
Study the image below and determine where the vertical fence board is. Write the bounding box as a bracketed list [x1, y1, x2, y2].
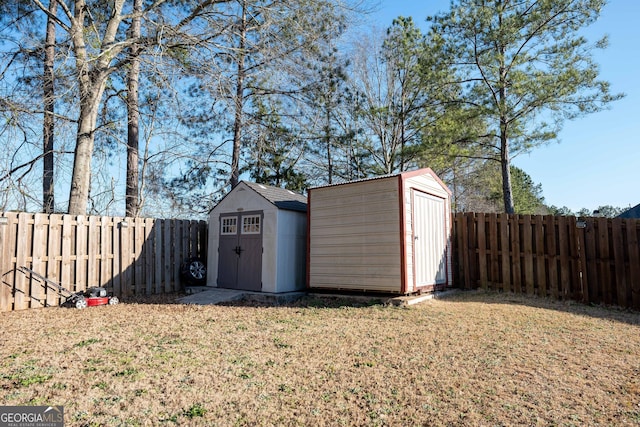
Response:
[100, 216, 111, 289]
[510, 215, 522, 293]
[134, 217, 145, 295]
[174, 220, 184, 289]
[534, 216, 547, 297]
[87, 216, 98, 287]
[627, 220, 640, 310]
[112, 218, 122, 296]
[2, 214, 17, 311]
[458, 214, 470, 288]
[13, 213, 30, 310]
[584, 219, 599, 304]
[522, 215, 534, 295]
[545, 216, 559, 299]
[61, 216, 73, 296]
[46, 215, 62, 307]
[119, 218, 132, 297]
[199, 220, 207, 261]
[611, 218, 627, 307]
[597, 218, 612, 305]
[488, 214, 499, 286]
[576, 223, 589, 304]
[477, 213, 487, 289]
[567, 217, 581, 301]
[500, 214, 511, 292]
[467, 216, 479, 287]
[164, 219, 173, 293]
[76, 216, 87, 292]
[558, 216, 572, 299]
[147, 218, 157, 294]
[1, 214, 13, 311]
[30, 214, 48, 307]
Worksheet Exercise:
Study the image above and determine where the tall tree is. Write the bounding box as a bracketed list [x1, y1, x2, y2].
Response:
[303, 48, 356, 184]
[31, 0, 232, 214]
[243, 99, 306, 191]
[42, 0, 57, 213]
[178, 0, 349, 195]
[429, 0, 623, 213]
[125, 0, 142, 217]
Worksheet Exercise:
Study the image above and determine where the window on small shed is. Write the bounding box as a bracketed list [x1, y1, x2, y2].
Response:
[242, 215, 261, 234]
[221, 217, 237, 235]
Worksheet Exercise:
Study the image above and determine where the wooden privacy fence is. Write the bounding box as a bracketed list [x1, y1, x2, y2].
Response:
[0, 212, 207, 312]
[454, 213, 640, 309]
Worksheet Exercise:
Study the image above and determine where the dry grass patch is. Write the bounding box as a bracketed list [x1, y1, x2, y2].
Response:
[1, 290, 640, 426]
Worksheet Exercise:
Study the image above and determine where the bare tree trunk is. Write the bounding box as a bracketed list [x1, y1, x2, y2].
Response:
[42, 0, 57, 213]
[325, 109, 333, 184]
[500, 128, 514, 214]
[126, 0, 142, 217]
[498, 26, 514, 214]
[67, 0, 125, 215]
[230, 0, 247, 189]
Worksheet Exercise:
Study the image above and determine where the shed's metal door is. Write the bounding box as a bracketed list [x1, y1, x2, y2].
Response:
[217, 212, 263, 291]
[413, 191, 447, 288]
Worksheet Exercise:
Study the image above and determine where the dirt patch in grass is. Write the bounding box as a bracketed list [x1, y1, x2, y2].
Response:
[1, 290, 639, 426]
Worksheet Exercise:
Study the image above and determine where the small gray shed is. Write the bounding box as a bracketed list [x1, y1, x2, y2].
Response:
[207, 181, 307, 293]
[307, 168, 452, 294]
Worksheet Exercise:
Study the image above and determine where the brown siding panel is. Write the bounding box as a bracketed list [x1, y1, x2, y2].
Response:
[309, 178, 402, 292]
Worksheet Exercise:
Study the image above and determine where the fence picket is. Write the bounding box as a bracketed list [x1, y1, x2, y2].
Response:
[557, 217, 571, 299]
[534, 216, 547, 297]
[477, 213, 487, 289]
[488, 214, 499, 286]
[596, 218, 612, 305]
[567, 217, 581, 301]
[456, 214, 469, 288]
[0, 214, 13, 311]
[611, 218, 627, 306]
[576, 222, 589, 304]
[46, 214, 62, 306]
[583, 219, 599, 304]
[627, 220, 640, 310]
[13, 213, 30, 310]
[545, 216, 558, 299]
[31, 213, 48, 307]
[119, 218, 132, 297]
[500, 214, 511, 293]
[510, 215, 522, 293]
[163, 219, 172, 293]
[522, 215, 534, 295]
[148, 218, 157, 295]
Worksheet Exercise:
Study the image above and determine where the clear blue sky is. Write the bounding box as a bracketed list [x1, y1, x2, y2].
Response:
[371, 0, 639, 213]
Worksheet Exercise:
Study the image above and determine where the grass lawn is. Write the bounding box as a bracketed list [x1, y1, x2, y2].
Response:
[1, 290, 639, 426]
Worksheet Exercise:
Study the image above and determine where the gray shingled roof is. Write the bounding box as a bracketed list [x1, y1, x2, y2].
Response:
[243, 181, 307, 212]
[617, 203, 640, 219]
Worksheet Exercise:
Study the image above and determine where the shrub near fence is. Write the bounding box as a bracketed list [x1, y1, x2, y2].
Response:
[453, 213, 640, 310]
[0, 212, 207, 312]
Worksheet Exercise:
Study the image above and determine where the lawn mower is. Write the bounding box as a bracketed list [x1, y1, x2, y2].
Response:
[18, 266, 119, 309]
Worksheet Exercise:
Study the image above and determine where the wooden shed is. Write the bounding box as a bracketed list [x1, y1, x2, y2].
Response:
[207, 181, 307, 293]
[307, 168, 452, 294]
